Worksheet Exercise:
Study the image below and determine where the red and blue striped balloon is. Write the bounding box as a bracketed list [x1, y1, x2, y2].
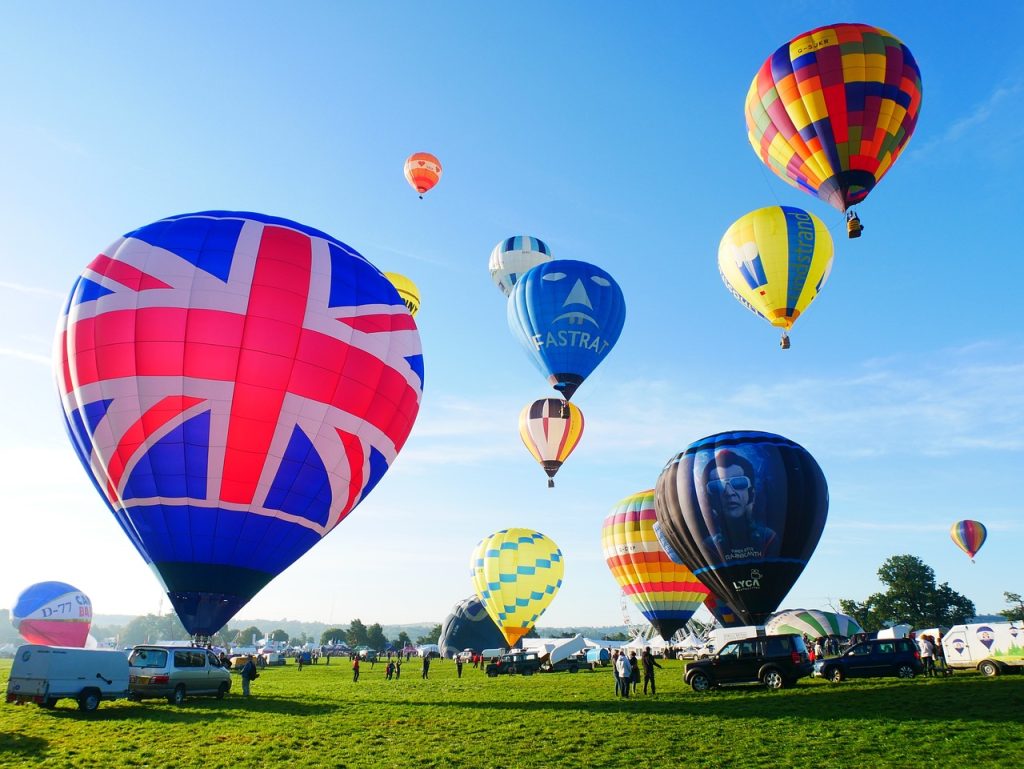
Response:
[950, 520, 987, 561]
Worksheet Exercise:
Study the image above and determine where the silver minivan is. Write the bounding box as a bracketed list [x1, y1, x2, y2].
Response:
[128, 646, 232, 705]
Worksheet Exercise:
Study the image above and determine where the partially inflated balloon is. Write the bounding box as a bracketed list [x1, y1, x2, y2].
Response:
[384, 272, 421, 316]
[438, 595, 507, 658]
[745, 23, 922, 214]
[518, 398, 584, 488]
[489, 236, 553, 297]
[404, 152, 442, 197]
[470, 528, 563, 647]
[950, 520, 987, 561]
[56, 211, 424, 637]
[766, 608, 863, 639]
[508, 260, 626, 400]
[718, 206, 833, 345]
[12, 582, 92, 647]
[655, 431, 828, 626]
[703, 593, 745, 628]
[602, 490, 710, 641]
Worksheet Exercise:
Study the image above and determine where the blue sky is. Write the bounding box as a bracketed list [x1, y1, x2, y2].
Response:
[1, 3, 1021, 631]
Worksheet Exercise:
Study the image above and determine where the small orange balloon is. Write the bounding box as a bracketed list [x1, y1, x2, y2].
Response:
[404, 152, 442, 197]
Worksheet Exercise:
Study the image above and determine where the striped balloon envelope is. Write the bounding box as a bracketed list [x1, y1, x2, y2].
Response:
[950, 520, 987, 562]
[518, 398, 584, 488]
[403, 152, 442, 198]
[745, 23, 922, 215]
[602, 490, 710, 642]
[469, 528, 564, 647]
[766, 608, 863, 640]
[488, 235, 553, 297]
[12, 582, 92, 647]
[718, 206, 834, 346]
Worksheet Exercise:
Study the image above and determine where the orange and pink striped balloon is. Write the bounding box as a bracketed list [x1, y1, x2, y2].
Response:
[601, 489, 710, 641]
[404, 152, 442, 198]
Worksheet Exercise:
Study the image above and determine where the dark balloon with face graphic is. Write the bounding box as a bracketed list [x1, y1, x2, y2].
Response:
[654, 431, 828, 626]
[507, 260, 626, 400]
[438, 594, 507, 658]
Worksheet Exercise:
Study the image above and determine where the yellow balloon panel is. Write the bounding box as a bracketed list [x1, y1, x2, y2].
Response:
[383, 272, 420, 316]
[470, 528, 564, 647]
[718, 206, 834, 332]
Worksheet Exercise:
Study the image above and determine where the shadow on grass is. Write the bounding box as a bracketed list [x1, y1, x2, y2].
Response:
[40, 694, 338, 721]
[365, 676, 1023, 724]
[0, 732, 49, 761]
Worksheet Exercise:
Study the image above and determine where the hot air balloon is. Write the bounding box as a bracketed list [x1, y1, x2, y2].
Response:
[745, 23, 922, 237]
[718, 206, 834, 348]
[518, 398, 584, 488]
[470, 528, 563, 647]
[766, 608, 863, 640]
[602, 490, 710, 641]
[11, 582, 92, 647]
[404, 152, 442, 198]
[703, 593, 746, 628]
[654, 431, 828, 627]
[950, 520, 987, 562]
[384, 272, 421, 316]
[488, 236, 553, 297]
[507, 260, 626, 400]
[55, 211, 425, 639]
[438, 595, 507, 658]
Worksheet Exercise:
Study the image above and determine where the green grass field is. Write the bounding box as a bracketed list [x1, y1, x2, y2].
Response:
[1, 657, 1022, 769]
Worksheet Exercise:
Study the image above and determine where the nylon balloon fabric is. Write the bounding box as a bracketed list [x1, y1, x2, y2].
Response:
[55, 211, 425, 636]
[950, 519, 987, 561]
[488, 235, 553, 297]
[745, 22, 922, 213]
[507, 260, 625, 400]
[469, 528, 564, 647]
[654, 431, 828, 626]
[766, 608, 863, 639]
[404, 152, 442, 196]
[12, 582, 92, 647]
[438, 595, 506, 658]
[601, 490, 710, 641]
[518, 398, 584, 487]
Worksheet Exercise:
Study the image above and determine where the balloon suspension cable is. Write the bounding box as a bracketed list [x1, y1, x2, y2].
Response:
[780, 332, 791, 350]
[548, 479, 555, 488]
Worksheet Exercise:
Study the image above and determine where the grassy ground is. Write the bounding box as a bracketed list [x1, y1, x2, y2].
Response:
[1, 657, 1022, 769]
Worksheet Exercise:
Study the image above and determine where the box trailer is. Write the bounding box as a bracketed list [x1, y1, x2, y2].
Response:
[942, 622, 1024, 677]
[6, 644, 130, 712]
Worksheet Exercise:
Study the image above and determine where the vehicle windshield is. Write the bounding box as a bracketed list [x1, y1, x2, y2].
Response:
[129, 648, 168, 668]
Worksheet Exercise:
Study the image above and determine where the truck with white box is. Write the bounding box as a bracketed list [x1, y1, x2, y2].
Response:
[941, 622, 1024, 676]
[5, 644, 130, 712]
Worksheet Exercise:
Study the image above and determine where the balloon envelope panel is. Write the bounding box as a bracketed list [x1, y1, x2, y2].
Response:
[55, 211, 424, 636]
[489, 235, 553, 297]
[12, 581, 92, 647]
[404, 152, 442, 195]
[745, 22, 922, 212]
[507, 260, 626, 400]
[950, 520, 987, 559]
[766, 608, 863, 639]
[518, 398, 584, 482]
[470, 528, 564, 647]
[654, 431, 828, 626]
[384, 272, 421, 316]
[602, 490, 710, 641]
[439, 595, 506, 657]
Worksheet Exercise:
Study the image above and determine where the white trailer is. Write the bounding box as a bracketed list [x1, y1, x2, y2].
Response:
[941, 622, 1024, 677]
[5, 644, 130, 712]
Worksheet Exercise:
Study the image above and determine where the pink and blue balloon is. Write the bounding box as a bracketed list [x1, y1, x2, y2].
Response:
[12, 582, 92, 647]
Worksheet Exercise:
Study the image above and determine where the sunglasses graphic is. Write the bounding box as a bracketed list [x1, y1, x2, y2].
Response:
[707, 476, 751, 494]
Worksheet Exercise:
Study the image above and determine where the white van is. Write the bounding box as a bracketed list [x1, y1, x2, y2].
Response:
[5, 644, 129, 712]
[941, 622, 1024, 676]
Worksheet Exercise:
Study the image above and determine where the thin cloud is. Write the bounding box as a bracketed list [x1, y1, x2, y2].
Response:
[0, 280, 66, 299]
[910, 80, 1024, 159]
[0, 347, 51, 366]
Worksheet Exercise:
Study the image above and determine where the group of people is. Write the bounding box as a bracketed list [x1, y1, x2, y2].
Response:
[612, 647, 662, 697]
[805, 635, 844, 661]
[916, 633, 949, 677]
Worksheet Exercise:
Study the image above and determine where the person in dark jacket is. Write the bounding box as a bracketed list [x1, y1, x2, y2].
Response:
[641, 647, 663, 695]
[241, 656, 258, 697]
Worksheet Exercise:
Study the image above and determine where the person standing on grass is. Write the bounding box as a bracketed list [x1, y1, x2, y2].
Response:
[615, 651, 632, 698]
[611, 650, 621, 696]
[385, 661, 395, 680]
[629, 652, 641, 693]
[352, 655, 360, 683]
[641, 647, 662, 695]
[241, 655, 257, 697]
[395, 659, 402, 679]
[422, 654, 431, 679]
[917, 635, 935, 677]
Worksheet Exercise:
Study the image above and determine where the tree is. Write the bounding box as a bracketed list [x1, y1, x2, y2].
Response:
[396, 631, 411, 648]
[416, 624, 442, 645]
[366, 623, 388, 650]
[269, 629, 289, 643]
[839, 554, 975, 630]
[321, 628, 347, 645]
[347, 619, 369, 648]
[120, 614, 191, 645]
[999, 592, 1024, 622]
[234, 626, 263, 646]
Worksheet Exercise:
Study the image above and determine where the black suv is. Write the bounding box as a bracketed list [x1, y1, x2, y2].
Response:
[684, 633, 811, 691]
[814, 638, 923, 682]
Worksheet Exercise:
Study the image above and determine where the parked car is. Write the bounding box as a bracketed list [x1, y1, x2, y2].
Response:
[128, 645, 232, 705]
[684, 633, 811, 691]
[6, 645, 129, 712]
[814, 638, 923, 682]
[485, 651, 544, 677]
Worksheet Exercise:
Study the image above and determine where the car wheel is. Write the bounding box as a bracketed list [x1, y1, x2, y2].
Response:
[896, 664, 916, 679]
[486, 669, 498, 678]
[689, 672, 712, 692]
[77, 689, 101, 712]
[568, 665, 578, 673]
[979, 661, 1000, 677]
[216, 682, 229, 700]
[827, 667, 844, 684]
[762, 669, 786, 690]
[522, 669, 533, 676]
[169, 685, 186, 706]
[39, 698, 57, 709]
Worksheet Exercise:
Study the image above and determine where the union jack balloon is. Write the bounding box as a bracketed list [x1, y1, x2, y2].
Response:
[56, 211, 425, 637]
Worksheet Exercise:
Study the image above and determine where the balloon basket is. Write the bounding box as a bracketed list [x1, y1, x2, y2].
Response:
[548, 479, 554, 488]
[780, 333, 791, 350]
